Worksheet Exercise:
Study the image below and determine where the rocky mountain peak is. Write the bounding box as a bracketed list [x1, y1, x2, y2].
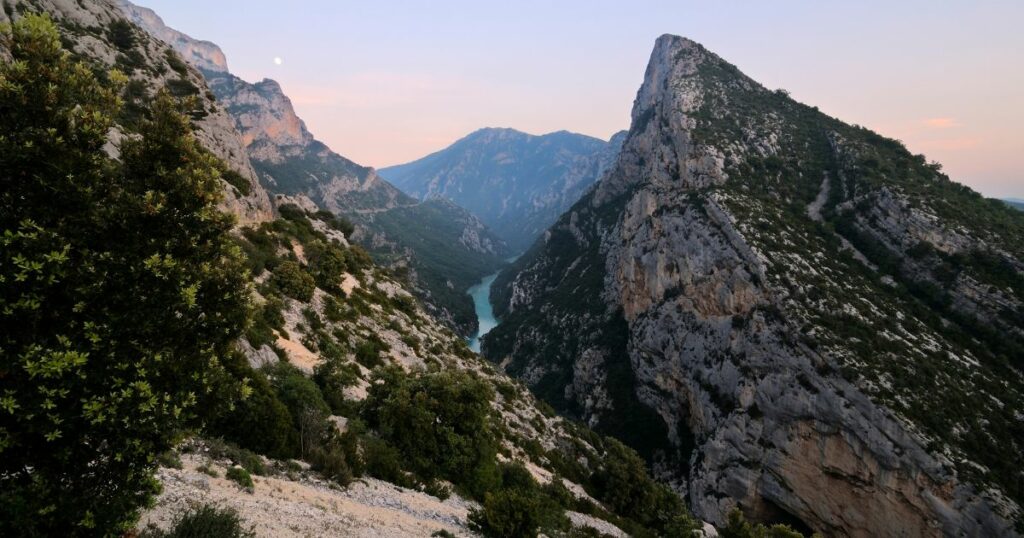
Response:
[487, 34, 1024, 536]
[118, 0, 228, 73]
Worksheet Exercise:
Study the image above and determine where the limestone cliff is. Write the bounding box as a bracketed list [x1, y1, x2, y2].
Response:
[486, 35, 1024, 536]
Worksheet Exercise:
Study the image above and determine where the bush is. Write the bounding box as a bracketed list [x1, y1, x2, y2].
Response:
[719, 509, 803, 538]
[225, 467, 254, 493]
[266, 362, 331, 458]
[1, 16, 250, 534]
[206, 354, 295, 458]
[309, 444, 354, 486]
[361, 368, 500, 498]
[468, 487, 569, 538]
[271, 261, 316, 301]
[362, 436, 416, 489]
[157, 450, 183, 470]
[139, 504, 255, 538]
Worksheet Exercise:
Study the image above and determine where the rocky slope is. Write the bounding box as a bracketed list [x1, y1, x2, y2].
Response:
[120, 2, 509, 335]
[381, 128, 627, 253]
[485, 34, 1024, 536]
[0, 0, 274, 225]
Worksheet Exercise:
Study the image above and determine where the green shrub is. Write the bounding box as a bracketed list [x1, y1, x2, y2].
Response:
[468, 487, 569, 538]
[139, 504, 255, 538]
[362, 367, 501, 498]
[309, 445, 354, 486]
[197, 463, 219, 478]
[719, 509, 803, 538]
[0, 16, 250, 534]
[106, 19, 135, 51]
[220, 168, 252, 196]
[271, 261, 316, 301]
[362, 436, 416, 488]
[157, 450, 183, 470]
[225, 467, 254, 492]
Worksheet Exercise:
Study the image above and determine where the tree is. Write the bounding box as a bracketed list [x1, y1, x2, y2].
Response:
[362, 367, 500, 497]
[0, 15, 248, 535]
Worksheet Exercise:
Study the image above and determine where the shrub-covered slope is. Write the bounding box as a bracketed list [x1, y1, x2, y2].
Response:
[485, 34, 1024, 536]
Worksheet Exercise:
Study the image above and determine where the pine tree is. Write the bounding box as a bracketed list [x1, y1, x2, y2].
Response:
[0, 15, 248, 535]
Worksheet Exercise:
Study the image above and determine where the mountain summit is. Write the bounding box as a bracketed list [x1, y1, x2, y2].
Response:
[381, 127, 626, 252]
[486, 34, 1024, 535]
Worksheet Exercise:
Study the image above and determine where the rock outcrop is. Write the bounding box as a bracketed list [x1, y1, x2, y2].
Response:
[381, 128, 627, 252]
[486, 35, 1024, 536]
[1, 0, 274, 224]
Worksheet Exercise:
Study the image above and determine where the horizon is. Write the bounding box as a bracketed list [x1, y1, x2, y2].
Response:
[136, 0, 1022, 198]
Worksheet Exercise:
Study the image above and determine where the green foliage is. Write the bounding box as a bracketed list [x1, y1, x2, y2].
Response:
[271, 261, 315, 301]
[157, 450, 184, 470]
[225, 467, 254, 492]
[139, 504, 255, 538]
[0, 15, 249, 535]
[719, 509, 804, 538]
[468, 485, 569, 538]
[265, 362, 331, 457]
[106, 19, 135, 51]
[206, 356, 295, 459]
[313, 359, 362, 414]
[361, 367, 500, 498]
[361, 436, 416, 488]
[219, 168, 252, 196]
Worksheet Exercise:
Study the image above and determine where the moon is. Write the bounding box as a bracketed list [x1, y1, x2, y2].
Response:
[273, 57, 283, 66]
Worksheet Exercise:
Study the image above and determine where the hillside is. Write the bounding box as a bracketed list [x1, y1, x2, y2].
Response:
[381, 128, 626, 253]
[485, 34, 1024, 536]
[0, 5, 720, 537]
[121, 0, 509, 336]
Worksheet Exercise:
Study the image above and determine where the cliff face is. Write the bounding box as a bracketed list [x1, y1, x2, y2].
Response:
[0, 0, 274, 224]
[380, 128, 626, 253]
[486, 35, 1024, 536]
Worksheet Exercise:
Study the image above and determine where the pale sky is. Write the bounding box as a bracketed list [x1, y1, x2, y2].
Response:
[138, 0, 1023, 198]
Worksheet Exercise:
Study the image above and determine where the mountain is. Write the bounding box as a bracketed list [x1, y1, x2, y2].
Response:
[120, 1, 508, 335]
[1005, 198, 1024, 211]
[1, 5, 709, 536]
[484, 34, 1024, 535]
[0, 0, 274, 226]
[381, 128, 626, 253]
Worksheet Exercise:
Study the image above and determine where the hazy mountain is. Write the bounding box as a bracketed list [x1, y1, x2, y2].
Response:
[121, 1, 509, 335]
[1004, 198, 1024, 211]
[381, 128, 626, 253]
[484, 34, 1023, 535]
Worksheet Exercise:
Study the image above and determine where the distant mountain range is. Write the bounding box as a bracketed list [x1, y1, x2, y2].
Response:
[381, 128, 626, 253]
[1004, 198, 1024, 210]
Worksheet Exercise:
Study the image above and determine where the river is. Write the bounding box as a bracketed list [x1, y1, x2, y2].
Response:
[466, 270, 501, 353]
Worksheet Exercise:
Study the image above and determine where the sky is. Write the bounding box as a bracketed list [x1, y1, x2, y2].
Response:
[138, 0, 1023, 198]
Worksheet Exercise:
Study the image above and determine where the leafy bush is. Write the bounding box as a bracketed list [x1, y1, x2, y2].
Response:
[719, 509, 804, 538]
[220, 168, 252, 196]
[468, 486, 569, 538]
[206, 355, 295, 458]
[106, 19, 135, 51]
[157, 450, 184, 470]
[362, 368, 501, 498]
[266, 362, 331, 458]
[272, 261, 316, 301]
[362, 436, 416, 488]
[0, 16, 249, 534]
[225, 467, 254, 492]
[139, 504, 255, 538]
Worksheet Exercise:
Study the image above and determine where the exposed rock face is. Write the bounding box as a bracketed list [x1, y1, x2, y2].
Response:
[381, 128, 627, 252]
[0, 0, 274, 224]
[486, 35, 1024, 536]
[118, 0, 228, 72]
